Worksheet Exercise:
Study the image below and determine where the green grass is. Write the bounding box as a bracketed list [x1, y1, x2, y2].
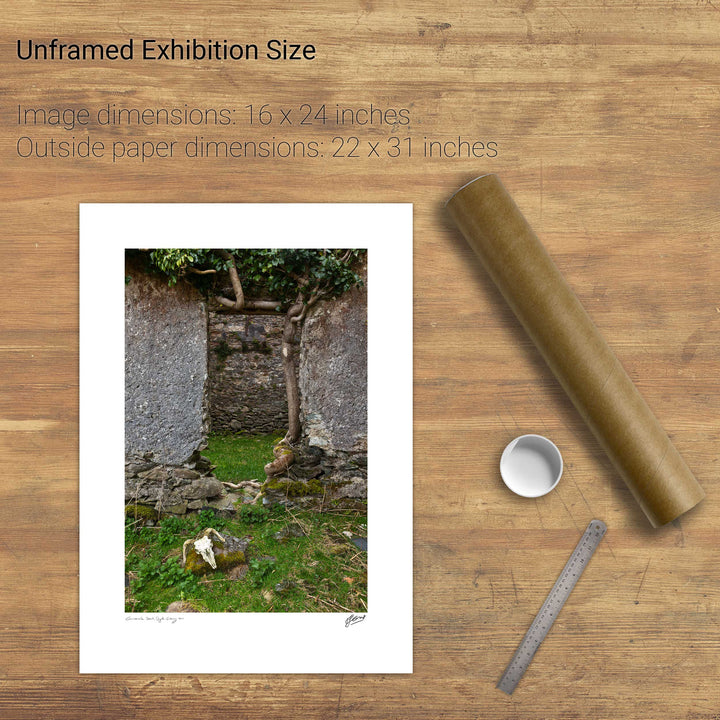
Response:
[205, 432, 284, 482]
[125, 505, 368, 613]
[125, 434, 368, 613]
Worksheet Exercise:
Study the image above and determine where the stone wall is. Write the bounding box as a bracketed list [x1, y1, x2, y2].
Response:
[207, 311, 287, 435]
[125, 262, 209, 464]
[297, 263, 367, 490]
[299, 272, 367, 456]
[124, 254, 368, 513]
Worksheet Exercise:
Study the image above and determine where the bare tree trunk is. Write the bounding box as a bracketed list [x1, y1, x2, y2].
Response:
[282, 302, 304, 443]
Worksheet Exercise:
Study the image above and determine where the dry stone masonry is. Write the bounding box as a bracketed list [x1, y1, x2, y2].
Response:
[207, 311, 287, 435]
[125, 451, 237, 516]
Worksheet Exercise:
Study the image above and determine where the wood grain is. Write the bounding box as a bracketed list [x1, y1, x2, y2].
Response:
[1, 0, 719, 717]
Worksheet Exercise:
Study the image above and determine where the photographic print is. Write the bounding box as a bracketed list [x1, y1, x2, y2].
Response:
[79, 204, 412, 673]
[123, 247, 369, 614]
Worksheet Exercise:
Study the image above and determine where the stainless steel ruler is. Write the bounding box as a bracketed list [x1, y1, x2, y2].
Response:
[497, 519, 607, 695]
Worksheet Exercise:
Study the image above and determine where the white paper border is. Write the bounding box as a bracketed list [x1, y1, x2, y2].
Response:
[79, 203, 413, 674]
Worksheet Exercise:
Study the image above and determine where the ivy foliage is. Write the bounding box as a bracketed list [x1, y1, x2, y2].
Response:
[149, 249, 227, 286]
[147, 248, 366, 309]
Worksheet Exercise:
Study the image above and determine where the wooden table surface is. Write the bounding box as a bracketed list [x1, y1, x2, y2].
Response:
[2, 1, 719, 718]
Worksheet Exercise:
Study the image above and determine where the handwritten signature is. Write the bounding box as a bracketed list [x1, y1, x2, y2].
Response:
[344, 613, 366, 628]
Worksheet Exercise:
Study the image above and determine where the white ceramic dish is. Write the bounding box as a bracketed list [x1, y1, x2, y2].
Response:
[500, 434, 563, 498]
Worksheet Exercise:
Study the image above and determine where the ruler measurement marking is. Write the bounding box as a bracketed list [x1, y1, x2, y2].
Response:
[497, 519, 607, 695]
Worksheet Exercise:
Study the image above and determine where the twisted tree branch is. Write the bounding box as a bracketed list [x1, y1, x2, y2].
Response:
[215, 249, 245, 310]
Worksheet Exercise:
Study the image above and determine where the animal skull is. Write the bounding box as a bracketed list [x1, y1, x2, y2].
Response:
[182, 528, 226, 569]
[194, 535, 217, 568]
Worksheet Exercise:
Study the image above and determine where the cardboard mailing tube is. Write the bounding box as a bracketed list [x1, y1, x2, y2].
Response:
[447, 174, 704, 527]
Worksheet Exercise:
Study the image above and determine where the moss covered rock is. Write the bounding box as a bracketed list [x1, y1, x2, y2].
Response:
[264, 477, 323, 498]
[264, 439, 295, 478]
[182, 532, 251, 576]
[125, 504, 159, 524]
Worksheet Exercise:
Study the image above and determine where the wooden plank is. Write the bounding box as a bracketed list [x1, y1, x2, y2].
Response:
[1, 0, 719, 717]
